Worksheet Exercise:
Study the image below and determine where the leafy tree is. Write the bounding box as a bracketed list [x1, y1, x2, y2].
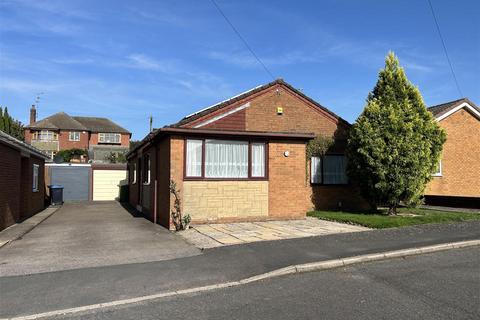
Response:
[0, 107, 25, 141]
[56, 148, 88, 162]
[105, 151, 127, 163]
[347, 52, 446, 215]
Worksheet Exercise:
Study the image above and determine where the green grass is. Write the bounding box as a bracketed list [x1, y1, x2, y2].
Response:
[307, 207, 480, 229]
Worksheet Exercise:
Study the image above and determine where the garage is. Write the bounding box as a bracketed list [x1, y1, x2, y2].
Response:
[92, 164, 128, 201]
[47, 164, 91, 201]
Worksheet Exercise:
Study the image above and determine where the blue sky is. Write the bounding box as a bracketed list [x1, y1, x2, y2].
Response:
[1, 0, 478, 140]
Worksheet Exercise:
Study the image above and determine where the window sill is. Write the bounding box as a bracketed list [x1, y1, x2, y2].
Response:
[432, 174, 442, 177]
[310, 183, 349, 186]
[184, 177, 268, 181]
[143, 182, 151, 186]
[32, 189, 39, 193]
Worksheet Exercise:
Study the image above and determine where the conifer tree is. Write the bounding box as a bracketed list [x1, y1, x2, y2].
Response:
[347, 52, 446, 215]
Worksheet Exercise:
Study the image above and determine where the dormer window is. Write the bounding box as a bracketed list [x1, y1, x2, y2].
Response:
[98, 133, 121, 144]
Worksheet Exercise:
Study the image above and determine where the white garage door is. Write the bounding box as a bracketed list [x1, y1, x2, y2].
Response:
[93, 170, 127, 201]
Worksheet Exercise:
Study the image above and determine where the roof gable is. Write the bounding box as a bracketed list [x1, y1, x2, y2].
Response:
[428, 98, 480, 121]
[0, 130, 49, 159]
[170, 79, 349, 128]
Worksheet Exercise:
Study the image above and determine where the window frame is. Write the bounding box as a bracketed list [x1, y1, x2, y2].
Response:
[131, 162, 137, 184]
[142, 154, 151, 185]
[32, 164, 39, 192]
[33, 130, 58, 141]
[98, 133, 121, 144]
[69, 131, 80, 141]
[183, 137, 268, 181]
[310, 154, 349, 186]
[432, 160, 442, 177]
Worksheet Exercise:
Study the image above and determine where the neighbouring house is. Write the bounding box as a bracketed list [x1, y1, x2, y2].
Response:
[127, 79, 369, 229]
[425, 98, 480, 208]
[0, 130, 49, 231]
[24, 106, 131, 162]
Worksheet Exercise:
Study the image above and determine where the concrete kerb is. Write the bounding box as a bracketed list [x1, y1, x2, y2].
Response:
[3, 239, 479, 320]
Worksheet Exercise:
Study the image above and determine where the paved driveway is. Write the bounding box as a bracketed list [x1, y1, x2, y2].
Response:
[0, 202, 200, 276]
[180, 217, 369, 249]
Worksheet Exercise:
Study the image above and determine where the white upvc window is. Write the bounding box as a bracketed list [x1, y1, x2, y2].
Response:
[98, 133, 121, 144]
[185, 139, 267, 179]
[32, 164, 39, 192]
[69, 131, 80, 141]
[432, 160, 442, 177]
[311, 155, 348, 185]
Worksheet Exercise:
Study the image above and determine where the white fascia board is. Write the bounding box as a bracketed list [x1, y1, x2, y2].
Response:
[435, 102, 480, 121]
[193, 102, 250, 128]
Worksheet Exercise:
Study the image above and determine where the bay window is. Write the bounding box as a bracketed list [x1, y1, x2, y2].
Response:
[311, 155, 348, 185]
[33, 130, 58, 141]
[185, 139, 267, 179]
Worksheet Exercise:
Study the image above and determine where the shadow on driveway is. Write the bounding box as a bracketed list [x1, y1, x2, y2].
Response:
[0, 201, 200, 276]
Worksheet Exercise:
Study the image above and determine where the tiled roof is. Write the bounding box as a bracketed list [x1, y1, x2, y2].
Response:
[73, 117, 130, 134]
[27, 112, 87, 131]
[26, 112, 130, 134]
[0, 130, 49, 159]
[170, 79, 349, 128]
[428, 98, 479, 118]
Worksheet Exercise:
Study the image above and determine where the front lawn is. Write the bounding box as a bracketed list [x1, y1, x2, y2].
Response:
[308, 207, 480, 229]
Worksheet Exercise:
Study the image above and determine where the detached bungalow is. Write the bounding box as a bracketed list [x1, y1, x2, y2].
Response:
[127, 79, 368, 229]
[0, 130, 49, 231]
[425, 98, 480, 207]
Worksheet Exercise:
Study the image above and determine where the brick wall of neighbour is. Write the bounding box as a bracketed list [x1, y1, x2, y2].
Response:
[90, 133, 130, 147]
[425, 109, 480, 197]
[0, 143, 21, 230]
[57, 130, 89, 150]
[0, 143, 46, 231]
[183, 181, 268, 223]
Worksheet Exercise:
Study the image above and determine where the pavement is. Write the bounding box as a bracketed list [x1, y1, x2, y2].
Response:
[1, 220, 479, 319]
[0, 206, 58, 248]
[179, 217, 368, 248]
[0, 201, 200, 276]
[46, 247, 480, 320]
[419, 204, 480, 213]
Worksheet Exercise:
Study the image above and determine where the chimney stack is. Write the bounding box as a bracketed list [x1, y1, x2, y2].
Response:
[30, 105, 37, 125]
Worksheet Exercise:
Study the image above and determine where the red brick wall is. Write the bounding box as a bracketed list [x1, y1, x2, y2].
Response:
[57, 130, 89, 150]
[425, 109, 480, 197]
[0, 143, 21, 230]
[90, 133, 130, 147]
[0, 143, 46, 231]
[268, 141, 311, 217]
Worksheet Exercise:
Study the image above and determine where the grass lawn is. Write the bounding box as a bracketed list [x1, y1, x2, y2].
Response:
[308, 207, 480, 229]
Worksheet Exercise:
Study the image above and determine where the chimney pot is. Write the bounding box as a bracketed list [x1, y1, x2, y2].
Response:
[30, 104, 37, 125]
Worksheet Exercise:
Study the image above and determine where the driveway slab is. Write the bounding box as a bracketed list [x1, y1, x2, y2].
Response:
[179, 217, 369, 248]
[0, 202, 200, 276]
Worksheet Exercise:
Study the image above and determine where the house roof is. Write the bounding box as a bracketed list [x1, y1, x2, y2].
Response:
[27, 112, 130, 134]
[27, 112, 87, 131]
[170, 78, 350, 128]
[0, 130, 49, 159]
[127, 127, 315, 159]
[72, 117, 130, 134]
[428, 98, 479, 120]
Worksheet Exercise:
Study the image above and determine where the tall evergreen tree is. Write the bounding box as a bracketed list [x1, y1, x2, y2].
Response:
[0, 106, 25, 141]
[347, 52, 446, 215]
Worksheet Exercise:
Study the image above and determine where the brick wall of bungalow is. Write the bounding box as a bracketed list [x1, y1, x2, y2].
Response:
[128, 83, 370, 228]
[183, 83, 369, 212]
[425, 108, 480, 198]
